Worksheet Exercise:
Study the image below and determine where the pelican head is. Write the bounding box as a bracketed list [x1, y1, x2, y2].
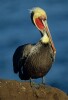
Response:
[30, 7, 49, 34]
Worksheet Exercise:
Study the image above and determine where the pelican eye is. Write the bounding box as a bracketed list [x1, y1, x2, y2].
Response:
[39, 16, 46, 21]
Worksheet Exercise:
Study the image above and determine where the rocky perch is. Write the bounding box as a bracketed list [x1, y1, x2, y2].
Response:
[0, 79, 68, 100]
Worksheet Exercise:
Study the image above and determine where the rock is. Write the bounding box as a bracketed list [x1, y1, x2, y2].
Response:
[0, 79, 68, 100]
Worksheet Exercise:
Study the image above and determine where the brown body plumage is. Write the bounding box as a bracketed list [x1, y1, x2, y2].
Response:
[13, 7, 56, 82]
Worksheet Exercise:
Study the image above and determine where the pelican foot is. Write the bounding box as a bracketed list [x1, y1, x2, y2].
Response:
[30, 82, 40, 89]
[39, 83, 46, 88]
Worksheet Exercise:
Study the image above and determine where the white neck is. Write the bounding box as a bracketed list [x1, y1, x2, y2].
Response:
[41, 33, 49, 44]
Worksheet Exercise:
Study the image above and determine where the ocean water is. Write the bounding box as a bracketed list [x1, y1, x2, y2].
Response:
[0, 0, 68, 93]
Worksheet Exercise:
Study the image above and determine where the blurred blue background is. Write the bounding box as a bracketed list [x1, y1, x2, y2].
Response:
[0, 0, 68, 93]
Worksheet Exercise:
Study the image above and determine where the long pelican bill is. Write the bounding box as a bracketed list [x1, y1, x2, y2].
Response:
[41, 20, 56, 54]
[30, 7, 56, 54]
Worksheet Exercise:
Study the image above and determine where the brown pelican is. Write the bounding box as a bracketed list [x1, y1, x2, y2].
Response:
[13, 7, 56, 84]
